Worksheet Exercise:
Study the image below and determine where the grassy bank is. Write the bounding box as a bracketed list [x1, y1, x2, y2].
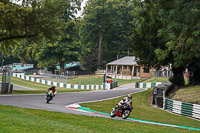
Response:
[25, 75, 142, 86]
[142, 77, 169, 83]
[68, 76, 141, 86]
[0, 105, 197, 133]
[143, 77, 199, 104]
[0, 76, 89, 94]
[81, 88, 200, 129]
[171, 85, 200, 104]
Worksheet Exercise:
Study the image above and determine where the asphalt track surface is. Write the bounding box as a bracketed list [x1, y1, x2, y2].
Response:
[1, 84, 200, 131]
[0, 83, 145, 117]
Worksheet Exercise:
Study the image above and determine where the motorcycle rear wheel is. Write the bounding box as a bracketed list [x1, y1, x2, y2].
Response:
[122, 110, 130, 119]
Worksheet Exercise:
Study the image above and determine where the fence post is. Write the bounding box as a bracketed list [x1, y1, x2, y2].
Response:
[163, 91, 165, 109]
[114, 71, 117, 82]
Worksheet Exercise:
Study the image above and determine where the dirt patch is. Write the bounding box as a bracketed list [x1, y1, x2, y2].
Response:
[148, 94, 152, 105]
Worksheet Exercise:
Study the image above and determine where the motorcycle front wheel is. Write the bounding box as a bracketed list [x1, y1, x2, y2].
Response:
[46, 96, 51, 103]
[110, 109, 116, 117]
[122, 110, 130, 119]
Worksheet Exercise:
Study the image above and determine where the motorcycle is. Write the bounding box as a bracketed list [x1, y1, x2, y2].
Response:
[46, 90, 54, 103]
[110, 102, 133, 119]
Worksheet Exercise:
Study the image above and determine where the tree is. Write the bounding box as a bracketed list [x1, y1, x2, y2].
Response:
[0, 52, 20, 66]
[131, 0, 200, 86]
[101, 0, 134, 63]
[37, 0, 82, 74]
[81, 0, 134, 69]
[13, 0, 82, 74]
[0, 0, 68, 53]
[82, 0, 107, 68]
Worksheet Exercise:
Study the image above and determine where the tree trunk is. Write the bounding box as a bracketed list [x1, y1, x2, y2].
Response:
[51, 68, 55, 74]
[60, 61, 65, 75]
[97, 31, 103, 68]
[191, 68, 200, 84]
[170, 66, 185, 86]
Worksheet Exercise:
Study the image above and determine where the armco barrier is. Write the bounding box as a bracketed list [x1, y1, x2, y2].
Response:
[165, 98, 200, 119]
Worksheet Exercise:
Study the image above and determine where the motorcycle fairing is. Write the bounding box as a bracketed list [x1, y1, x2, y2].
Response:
[116, 111, 122, 117]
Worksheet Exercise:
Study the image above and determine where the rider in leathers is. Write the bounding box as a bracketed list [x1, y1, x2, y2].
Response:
[47, 85, 57, 97]
[116, 94, 132, 111]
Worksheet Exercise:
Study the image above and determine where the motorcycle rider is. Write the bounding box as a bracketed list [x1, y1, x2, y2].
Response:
[116, 94, 132, 110]
[47, 85, 57, 97]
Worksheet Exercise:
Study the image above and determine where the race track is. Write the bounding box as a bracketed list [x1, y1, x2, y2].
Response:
[0, 83, 145, 117]
[1, 84, 199, 131]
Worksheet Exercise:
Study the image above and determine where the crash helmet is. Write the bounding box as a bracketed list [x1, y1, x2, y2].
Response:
[52, 85, 56, 89]
[128, 94, 132, 100]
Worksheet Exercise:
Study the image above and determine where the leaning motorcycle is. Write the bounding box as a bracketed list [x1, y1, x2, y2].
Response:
[46, 90, 54, 103]
[110, 103, 133, 119]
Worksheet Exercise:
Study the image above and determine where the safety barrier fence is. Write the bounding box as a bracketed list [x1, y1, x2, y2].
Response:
[165, 98, 200, 119]
[13, 73, 104, 90]
[13, 73, 165, 90]
[136, 82, 163, 88]
[11, 73, 200, 120]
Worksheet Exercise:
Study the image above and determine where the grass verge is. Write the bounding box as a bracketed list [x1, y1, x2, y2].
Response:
[171, 85, 200, 104]
[81, 88, 200, 129]
[37, 75, 142, 86]
[142, 77, 169, 83]
[0, 104, 197, 133]
[0, 76, 89, 94]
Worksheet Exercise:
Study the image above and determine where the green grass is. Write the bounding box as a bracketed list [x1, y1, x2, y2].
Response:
[0, 76, 89, 94]
[68, 76, 141, 86]
[142, 77, 189, 85]
[0, 105, 197, 133]
[143, 77, 199, 104]
[142, 77, 169, 83]
[81, 88, 200, 129]
[12, 89, 89, 94]
[171, 85, 200, 104]
[38, 75, 142, 86]
[1, 75, 141, 94]
[68, 76, 103, 85]
[117, 79, 142, 86]
[37, 75, 103, 85]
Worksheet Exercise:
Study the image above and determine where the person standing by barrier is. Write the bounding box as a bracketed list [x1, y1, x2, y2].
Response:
[108, 77, 113, 89]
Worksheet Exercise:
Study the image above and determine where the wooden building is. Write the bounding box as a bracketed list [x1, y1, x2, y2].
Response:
[106, 56, 153, 79]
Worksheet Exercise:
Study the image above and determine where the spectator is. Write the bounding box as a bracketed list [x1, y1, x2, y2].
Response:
[108, 77, 113, 89]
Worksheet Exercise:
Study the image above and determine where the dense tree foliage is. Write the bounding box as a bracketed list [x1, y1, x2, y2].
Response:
[131, 0, 200, 86]
[35, 20, 82, 74]
[0, 52, 20, 66]
[0, 0, 68, 53]
[81, 0, 134, 69]
[1, 0, 200, 87]
[8, 0, 82, 73]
